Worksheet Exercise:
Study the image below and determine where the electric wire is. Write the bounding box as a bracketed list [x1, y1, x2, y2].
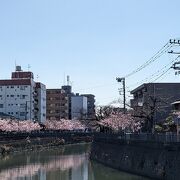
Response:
[150, 55, 180, 82]
[124, 42, 172, 78]
[126, 55, 179, 89]
[150, 68, 171, 83]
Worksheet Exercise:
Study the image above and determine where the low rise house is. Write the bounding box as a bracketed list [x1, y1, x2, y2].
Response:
[131, 83, 180, 123]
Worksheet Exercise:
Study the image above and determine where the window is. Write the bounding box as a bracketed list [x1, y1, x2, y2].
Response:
[10, 95, 14, 97]
[20, 112, 26, 116]
[20, 86, 25, 90]
[20, 95, 27, 99]
[11, 86, 14, 88]
[20, 104, 26, 108]
[0, 104, 3, 108]
[7, 95, 9, 97]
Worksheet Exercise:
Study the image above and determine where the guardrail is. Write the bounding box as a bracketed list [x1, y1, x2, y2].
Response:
[94, 132, 180, 143]
[1, 131, 180, 143]
[0, 131, 93, 141]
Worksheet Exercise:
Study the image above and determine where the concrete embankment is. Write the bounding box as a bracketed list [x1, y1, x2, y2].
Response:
[91, 134, 180, 180]
[0, 132, 92, 156]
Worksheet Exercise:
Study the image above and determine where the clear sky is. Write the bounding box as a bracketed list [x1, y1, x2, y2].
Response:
[0, 0, 180, 106]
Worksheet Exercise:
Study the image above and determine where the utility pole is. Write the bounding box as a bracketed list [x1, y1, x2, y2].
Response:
[171, 56, 180, 75]
[169, 39, 180, 45]
[116, 77, 126, 114]
[169, 39, 180, 75]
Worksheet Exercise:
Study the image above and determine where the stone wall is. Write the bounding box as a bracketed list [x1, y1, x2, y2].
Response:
[91, 136, 180, 180]
[0, 133, 92, 156]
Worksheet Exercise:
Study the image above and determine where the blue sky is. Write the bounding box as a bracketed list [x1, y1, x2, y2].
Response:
[0, 0, 180, 105]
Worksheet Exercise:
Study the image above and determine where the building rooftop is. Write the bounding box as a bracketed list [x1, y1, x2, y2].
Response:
[0, 79, 32, 86]
[130, 82, 180, 94]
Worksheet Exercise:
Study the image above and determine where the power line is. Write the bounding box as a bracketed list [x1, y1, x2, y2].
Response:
[154, 70, 172, 82]
[124, 39, 180, 78]
[150, 68, 171, 83]
[151, 55, 180, 82]
[74, 83, 117, 92]
[126, 55, 180, 89]
[124, 42, 172, 78]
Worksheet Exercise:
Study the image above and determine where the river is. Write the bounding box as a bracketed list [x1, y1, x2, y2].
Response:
[0, 144, 150, 180]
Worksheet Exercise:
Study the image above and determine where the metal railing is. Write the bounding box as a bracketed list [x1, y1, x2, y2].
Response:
[1, 131, 180, 143]
[94, 132, 180, 143]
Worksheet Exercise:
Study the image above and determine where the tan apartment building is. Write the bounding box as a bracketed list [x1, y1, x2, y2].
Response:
[46, 89, 69, 120]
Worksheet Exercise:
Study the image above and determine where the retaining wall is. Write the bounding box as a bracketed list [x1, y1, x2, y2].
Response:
[91, 135, 180, 180]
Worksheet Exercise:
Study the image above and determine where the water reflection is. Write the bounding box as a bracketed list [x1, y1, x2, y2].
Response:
[0, 154, 87, 179]
[0, 144, 149, 180]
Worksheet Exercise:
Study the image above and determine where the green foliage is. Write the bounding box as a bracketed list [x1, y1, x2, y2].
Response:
[155, 125, 163, 132]
[155, 116, 176, 133]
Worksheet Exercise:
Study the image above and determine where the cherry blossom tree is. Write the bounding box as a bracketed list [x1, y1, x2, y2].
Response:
[0, 118, 86, 132]
[45, 119, 86, 131]
[98, 111, 142, 133]
[0, 119, 41, 132]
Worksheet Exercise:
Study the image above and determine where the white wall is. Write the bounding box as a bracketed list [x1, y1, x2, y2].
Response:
[36, 83, 46, 123]
[0, 85, 34, 120]
[71, 96, 87, 120]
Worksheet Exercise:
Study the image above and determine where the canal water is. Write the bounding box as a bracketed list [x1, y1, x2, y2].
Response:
[0, 144, 149, 180]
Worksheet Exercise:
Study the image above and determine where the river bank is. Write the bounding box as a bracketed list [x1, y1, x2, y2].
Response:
[0, 133, 93, 156]
[91, 134, 180, 180]
[0, 143, 148, 180]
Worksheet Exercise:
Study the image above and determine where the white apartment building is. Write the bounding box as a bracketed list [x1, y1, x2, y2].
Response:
[71, 95, 87, 120]
[0, 66, 46, 123]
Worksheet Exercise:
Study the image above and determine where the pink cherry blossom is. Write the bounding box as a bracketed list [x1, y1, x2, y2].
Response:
[0, 118, 86, 132]
[0, 119, 41, 132]
[45, 119, 86, 131]
[98, 112, 142, 132]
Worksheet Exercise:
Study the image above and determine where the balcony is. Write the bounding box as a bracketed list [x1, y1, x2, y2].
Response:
[131, 99, 144, 108]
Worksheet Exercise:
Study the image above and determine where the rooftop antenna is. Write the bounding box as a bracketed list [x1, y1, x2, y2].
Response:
[70, 81, 73, 87]
[15, 60, 16, 70]
[28, 64, 31, 71]
[37, 75, 39, 81]
[63, 73, 66, 85]
[67, 75, 70, 86]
